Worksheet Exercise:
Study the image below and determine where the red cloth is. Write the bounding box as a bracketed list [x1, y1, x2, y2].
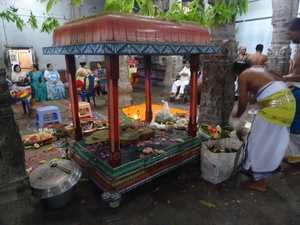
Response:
[76, 79, 84, 90]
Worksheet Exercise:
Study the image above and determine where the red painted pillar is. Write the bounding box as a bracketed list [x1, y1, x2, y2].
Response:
[65, 55, 82, 141]
[144, 55, 152, 122]
[105, 54, 121, 168]
[188, 54, 199, 137]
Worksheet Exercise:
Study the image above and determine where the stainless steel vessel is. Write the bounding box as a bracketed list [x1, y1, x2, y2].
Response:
[29, 159, 82, 208]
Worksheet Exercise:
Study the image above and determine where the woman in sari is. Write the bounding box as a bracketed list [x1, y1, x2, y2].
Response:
[76, 62, 98, 95]
[76, 62, 92, 90]
[27, 64, 47, 101]
[44, 63, 65, 100]
[10, 64, 32, 100]
[94, 62, 107, 95]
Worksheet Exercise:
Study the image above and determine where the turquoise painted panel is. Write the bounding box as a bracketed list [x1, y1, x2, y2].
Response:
[43, 43, 219, 55]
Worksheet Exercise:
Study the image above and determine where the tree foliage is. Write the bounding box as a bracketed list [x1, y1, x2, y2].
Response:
[0, 5, 60, 33]
[0, 6, 26, 31]
[0, 0, 248, 33]
[104, 0, 159, 16]
[40, 0, 82, 12]
[156, 0, 206, 26]
[205, 0, 248, 27]
[40, 17, 60, 33]
[104, 0, 248, 28]
[0, 0, 82, 33]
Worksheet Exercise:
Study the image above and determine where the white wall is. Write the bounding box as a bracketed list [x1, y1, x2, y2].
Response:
[2, 0, 299, 72]
[0, 0, 69, 71]
[0, 0, 105, 72]
[235, 0, 300, 57]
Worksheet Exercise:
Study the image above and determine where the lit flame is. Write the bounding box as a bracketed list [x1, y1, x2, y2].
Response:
[133, 114, 139, 120]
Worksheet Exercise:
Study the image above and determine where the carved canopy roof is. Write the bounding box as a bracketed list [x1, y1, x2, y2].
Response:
[43, 12, 219, 55]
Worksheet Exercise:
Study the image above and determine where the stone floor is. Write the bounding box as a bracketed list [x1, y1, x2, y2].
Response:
[16, 85, 300, 225]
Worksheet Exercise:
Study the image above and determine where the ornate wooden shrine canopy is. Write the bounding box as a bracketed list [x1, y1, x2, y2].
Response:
[43, 12, 218, 55]
[43, 12, 219, 168]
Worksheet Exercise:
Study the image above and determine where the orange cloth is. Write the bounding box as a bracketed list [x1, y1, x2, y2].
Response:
[121, 103, 188, 121]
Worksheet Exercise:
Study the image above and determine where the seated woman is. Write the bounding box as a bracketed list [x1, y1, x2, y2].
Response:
[10, 64, 31, 100]
[76, 62, 96, 91]
[27, 64, 47, 102]
[94, 62, 107, 95]
[76, 62, 91, 90]
[44, 63, 65, 100]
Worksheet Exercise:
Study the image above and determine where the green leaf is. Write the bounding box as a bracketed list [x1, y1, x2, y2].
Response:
[135, 0, 145, 8]
[0, 9, 26, 31]
[9, 6, 18, 13]
[122, 0, 135, 13]
[16, 19, 24, 31]
[1, 10, 14, 22]
[46, 0, 53, 13]
[27, 12, 38, 30]
[104, 0, 122, 11]
[137, 0, 156, 16]
[40, 17, 60, 33]
[198, 199, 217, 208]
[71, 0, 82, 7]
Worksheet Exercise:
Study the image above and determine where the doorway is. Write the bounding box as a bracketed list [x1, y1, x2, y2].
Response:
[6, 47, 35, 74]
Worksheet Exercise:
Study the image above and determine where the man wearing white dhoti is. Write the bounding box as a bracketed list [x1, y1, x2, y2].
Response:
[170, 61, 191, 100]
[230, 61, 296, 192]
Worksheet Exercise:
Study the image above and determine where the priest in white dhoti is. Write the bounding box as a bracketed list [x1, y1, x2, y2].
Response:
[170, 61, 190, 100]
[230, 61, 296, 192]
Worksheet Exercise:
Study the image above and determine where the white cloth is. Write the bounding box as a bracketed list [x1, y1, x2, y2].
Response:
[11, 71, 27, 83]
[242, 81, 290, 180]
[250, 67, 265, 72]
[285, 133, 300, 163]
[10, 71, 31, 100]
[171, 66, 191, 94]
[44, 70, 50, 78]
[286, 73, 300, 88]
[234, 76, 238, 92]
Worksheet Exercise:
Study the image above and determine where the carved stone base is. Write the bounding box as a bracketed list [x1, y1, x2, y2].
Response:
[0, 177, 35, 225]
[118, 83, 133, 108]
[118, 56, 133, 108]
[118, 93, 133, 108]
[199, 37, 237, 127]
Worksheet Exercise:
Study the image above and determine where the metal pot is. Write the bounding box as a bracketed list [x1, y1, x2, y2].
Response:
[29, 159, 82, 208]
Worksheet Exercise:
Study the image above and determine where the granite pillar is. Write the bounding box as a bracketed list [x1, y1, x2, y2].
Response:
[0, 67, 35, 224]
[118, 55, 133, 108]
[199, 22, 237, 127]
[162, 55, 183, 94]
[266, 0, 299, 75]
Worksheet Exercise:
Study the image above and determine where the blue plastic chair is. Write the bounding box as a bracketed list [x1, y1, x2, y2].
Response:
[78, 75, 96, 106]
[12, 98, 31, 117]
